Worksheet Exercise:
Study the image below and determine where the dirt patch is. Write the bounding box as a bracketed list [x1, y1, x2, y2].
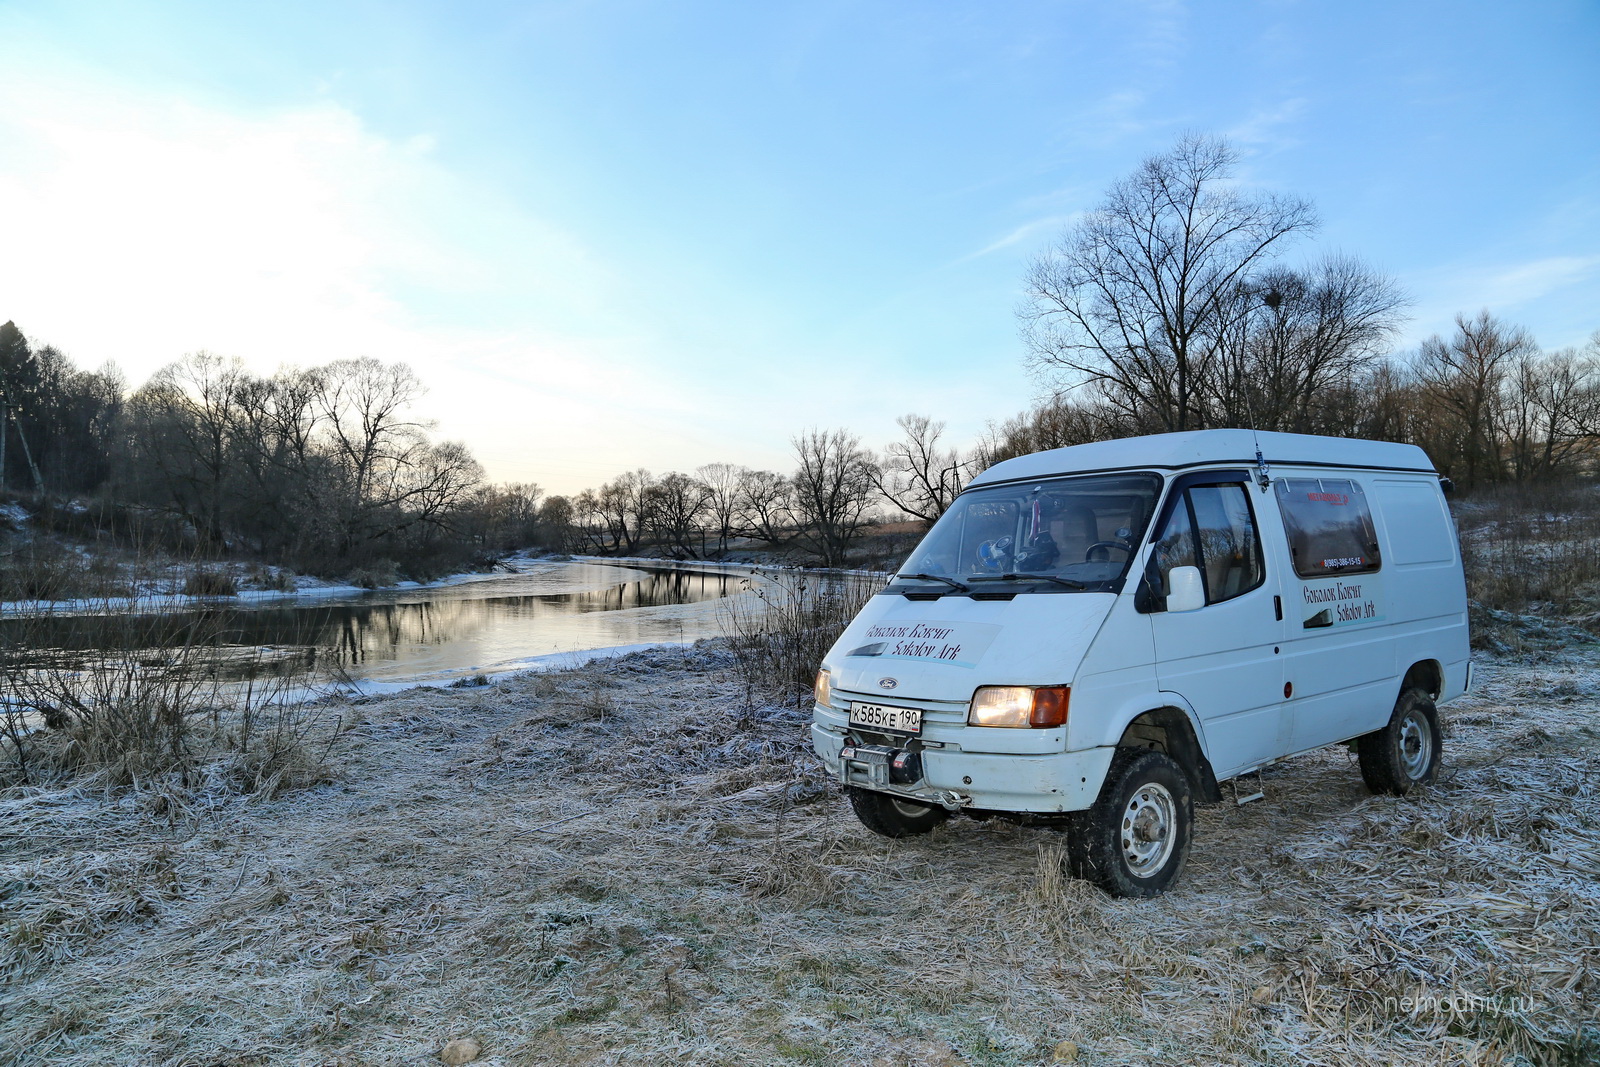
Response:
[3, 645, 1597, 1065]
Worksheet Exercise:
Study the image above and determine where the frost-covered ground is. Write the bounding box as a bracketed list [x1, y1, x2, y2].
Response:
[2, 644, 1597, 1066]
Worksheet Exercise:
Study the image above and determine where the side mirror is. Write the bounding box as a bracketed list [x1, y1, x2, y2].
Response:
[1166, 566, 1205, 613]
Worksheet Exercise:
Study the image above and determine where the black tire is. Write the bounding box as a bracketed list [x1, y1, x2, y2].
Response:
[1357, 689, 1441, 795]
[1072, 749, 1193, 898]
[848, 787, 950, 837]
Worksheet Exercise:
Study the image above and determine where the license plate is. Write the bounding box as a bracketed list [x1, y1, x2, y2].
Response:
[849, 701, 922, 735]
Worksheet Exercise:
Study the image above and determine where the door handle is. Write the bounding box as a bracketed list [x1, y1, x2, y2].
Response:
[1273, 595, 1282, 621]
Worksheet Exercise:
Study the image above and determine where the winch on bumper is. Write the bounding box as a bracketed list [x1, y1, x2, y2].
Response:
[838, 743, 924, 788]
[813, 721, 1113, 814]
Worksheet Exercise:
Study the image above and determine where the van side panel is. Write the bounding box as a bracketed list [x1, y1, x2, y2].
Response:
[1369, 477, 1471, 703]
[1277, 473, 1468, 754]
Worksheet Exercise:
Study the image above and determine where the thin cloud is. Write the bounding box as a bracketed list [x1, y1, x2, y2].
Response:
[955, 214, 1081, 264]
[1225, 97, 1309, 151]
[1487, 255, 1600, 304]
[1401, 254, 1600, 346]
[1131, 0, 1189, 72]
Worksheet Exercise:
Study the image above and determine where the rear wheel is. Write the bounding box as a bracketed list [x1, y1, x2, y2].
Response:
[1071, 749, 1193, 898]
[848, 787, 949, 837]
[1358, 689, 1441, 795]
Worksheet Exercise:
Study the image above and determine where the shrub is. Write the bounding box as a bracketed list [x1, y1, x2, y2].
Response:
[346, 559, 399, 589]
[721, 570, 876, 707]
[250, 566, 297, 593]
[0, 540, 133, 602]
[1455, 482, 1600, 615]
[181, 567, 239, 597]
[0, 604, 336, 793]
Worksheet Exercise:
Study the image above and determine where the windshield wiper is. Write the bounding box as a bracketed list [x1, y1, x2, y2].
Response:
[896, 572, 971, 592]
[968, 572, 1087, 589]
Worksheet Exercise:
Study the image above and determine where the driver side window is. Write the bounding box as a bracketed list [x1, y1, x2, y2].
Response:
[1150, 482, 1264, 608]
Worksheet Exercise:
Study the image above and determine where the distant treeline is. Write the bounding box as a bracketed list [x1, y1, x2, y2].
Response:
[0, 323, 520, 578]
[9, 297, 1598, 583]
[987, 308, 1600, 494]
[551, 300, 1600, 567]
[0, 321, 960, 573]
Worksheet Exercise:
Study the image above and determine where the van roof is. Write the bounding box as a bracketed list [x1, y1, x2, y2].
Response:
[968, 429, 1437, 488]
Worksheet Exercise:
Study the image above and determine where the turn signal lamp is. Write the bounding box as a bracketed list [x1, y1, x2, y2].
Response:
[968, 685, 1069, 728]
[814, 668, 832, 709]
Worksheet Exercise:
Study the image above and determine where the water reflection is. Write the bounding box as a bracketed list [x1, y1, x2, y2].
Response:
[0, 562, 753, 689]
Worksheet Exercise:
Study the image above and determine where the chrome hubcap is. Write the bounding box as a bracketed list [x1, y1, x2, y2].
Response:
[1121, 782, 1177, 877]
[1399, 712, 1432, 779]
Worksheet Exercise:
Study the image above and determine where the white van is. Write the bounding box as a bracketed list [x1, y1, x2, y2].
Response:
[811, 429, 1470, 897]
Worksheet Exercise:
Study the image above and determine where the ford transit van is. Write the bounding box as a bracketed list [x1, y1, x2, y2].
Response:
[810, 429, 1470, 897]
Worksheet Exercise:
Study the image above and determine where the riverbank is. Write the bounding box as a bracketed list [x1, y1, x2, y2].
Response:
[3, 643, 1596, 1065]
[0, 555, 542, 619]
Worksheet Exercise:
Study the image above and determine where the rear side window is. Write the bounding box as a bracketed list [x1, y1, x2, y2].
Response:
[1276, 478, 1382, 578]
[1150, 481, 1264, 606]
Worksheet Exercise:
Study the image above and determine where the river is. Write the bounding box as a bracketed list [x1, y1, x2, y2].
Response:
[0, 559, 763, 695]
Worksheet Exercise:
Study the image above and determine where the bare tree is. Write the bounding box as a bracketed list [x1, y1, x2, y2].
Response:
[127, 351, 252, 550]
[1022, 135, 1316, 430]
[1413, 311, 1537, 490]
[1211, 255, 1408, 431]
[972, 395, 1124, 469]
[871, 414, 969, 522]
[646, 472, 712, 558]
[1557, 331, 1600, 444]
[536, 494, 576, 551]
[592, 469, 655, 555]
[790, 429, 877, 567]
[571, 488, 609, 552]
[1501, 343, 1600, 480]
[734, 468, 793, 545]
[697, 462, 746, 555]
[463, 482, 544, 551]
[393, 441, 484, 542]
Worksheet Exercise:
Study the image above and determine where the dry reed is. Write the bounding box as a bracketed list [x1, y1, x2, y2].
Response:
[721, 569, 877, 708]
[0, 601, 340, 794]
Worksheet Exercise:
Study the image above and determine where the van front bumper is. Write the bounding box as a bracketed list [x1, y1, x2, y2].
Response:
[811, 722, 1114, 814]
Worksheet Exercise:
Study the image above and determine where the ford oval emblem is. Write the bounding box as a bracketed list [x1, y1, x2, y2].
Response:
[878, 677, 898, 690]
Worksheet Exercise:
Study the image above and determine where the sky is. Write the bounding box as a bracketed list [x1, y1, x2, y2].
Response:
[1, 0, 1596, 495]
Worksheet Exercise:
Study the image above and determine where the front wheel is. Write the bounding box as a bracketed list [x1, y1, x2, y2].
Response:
[848, 787, 949, 837]
[1071, 749, 1193, 898]
[1357, 689, 1441, 795]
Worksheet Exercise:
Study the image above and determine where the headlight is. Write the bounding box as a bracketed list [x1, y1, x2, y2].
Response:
[968, 685, 1069, 728]
[814, 668, 832, 709]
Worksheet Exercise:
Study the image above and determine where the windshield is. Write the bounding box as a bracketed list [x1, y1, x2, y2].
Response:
[892, 472, 1163, 593]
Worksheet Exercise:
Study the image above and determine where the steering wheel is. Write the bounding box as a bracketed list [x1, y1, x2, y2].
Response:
[1084, 540, 1132, 562]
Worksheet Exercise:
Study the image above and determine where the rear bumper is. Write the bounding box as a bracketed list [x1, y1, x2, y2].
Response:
[811, 721, 1114, 814]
